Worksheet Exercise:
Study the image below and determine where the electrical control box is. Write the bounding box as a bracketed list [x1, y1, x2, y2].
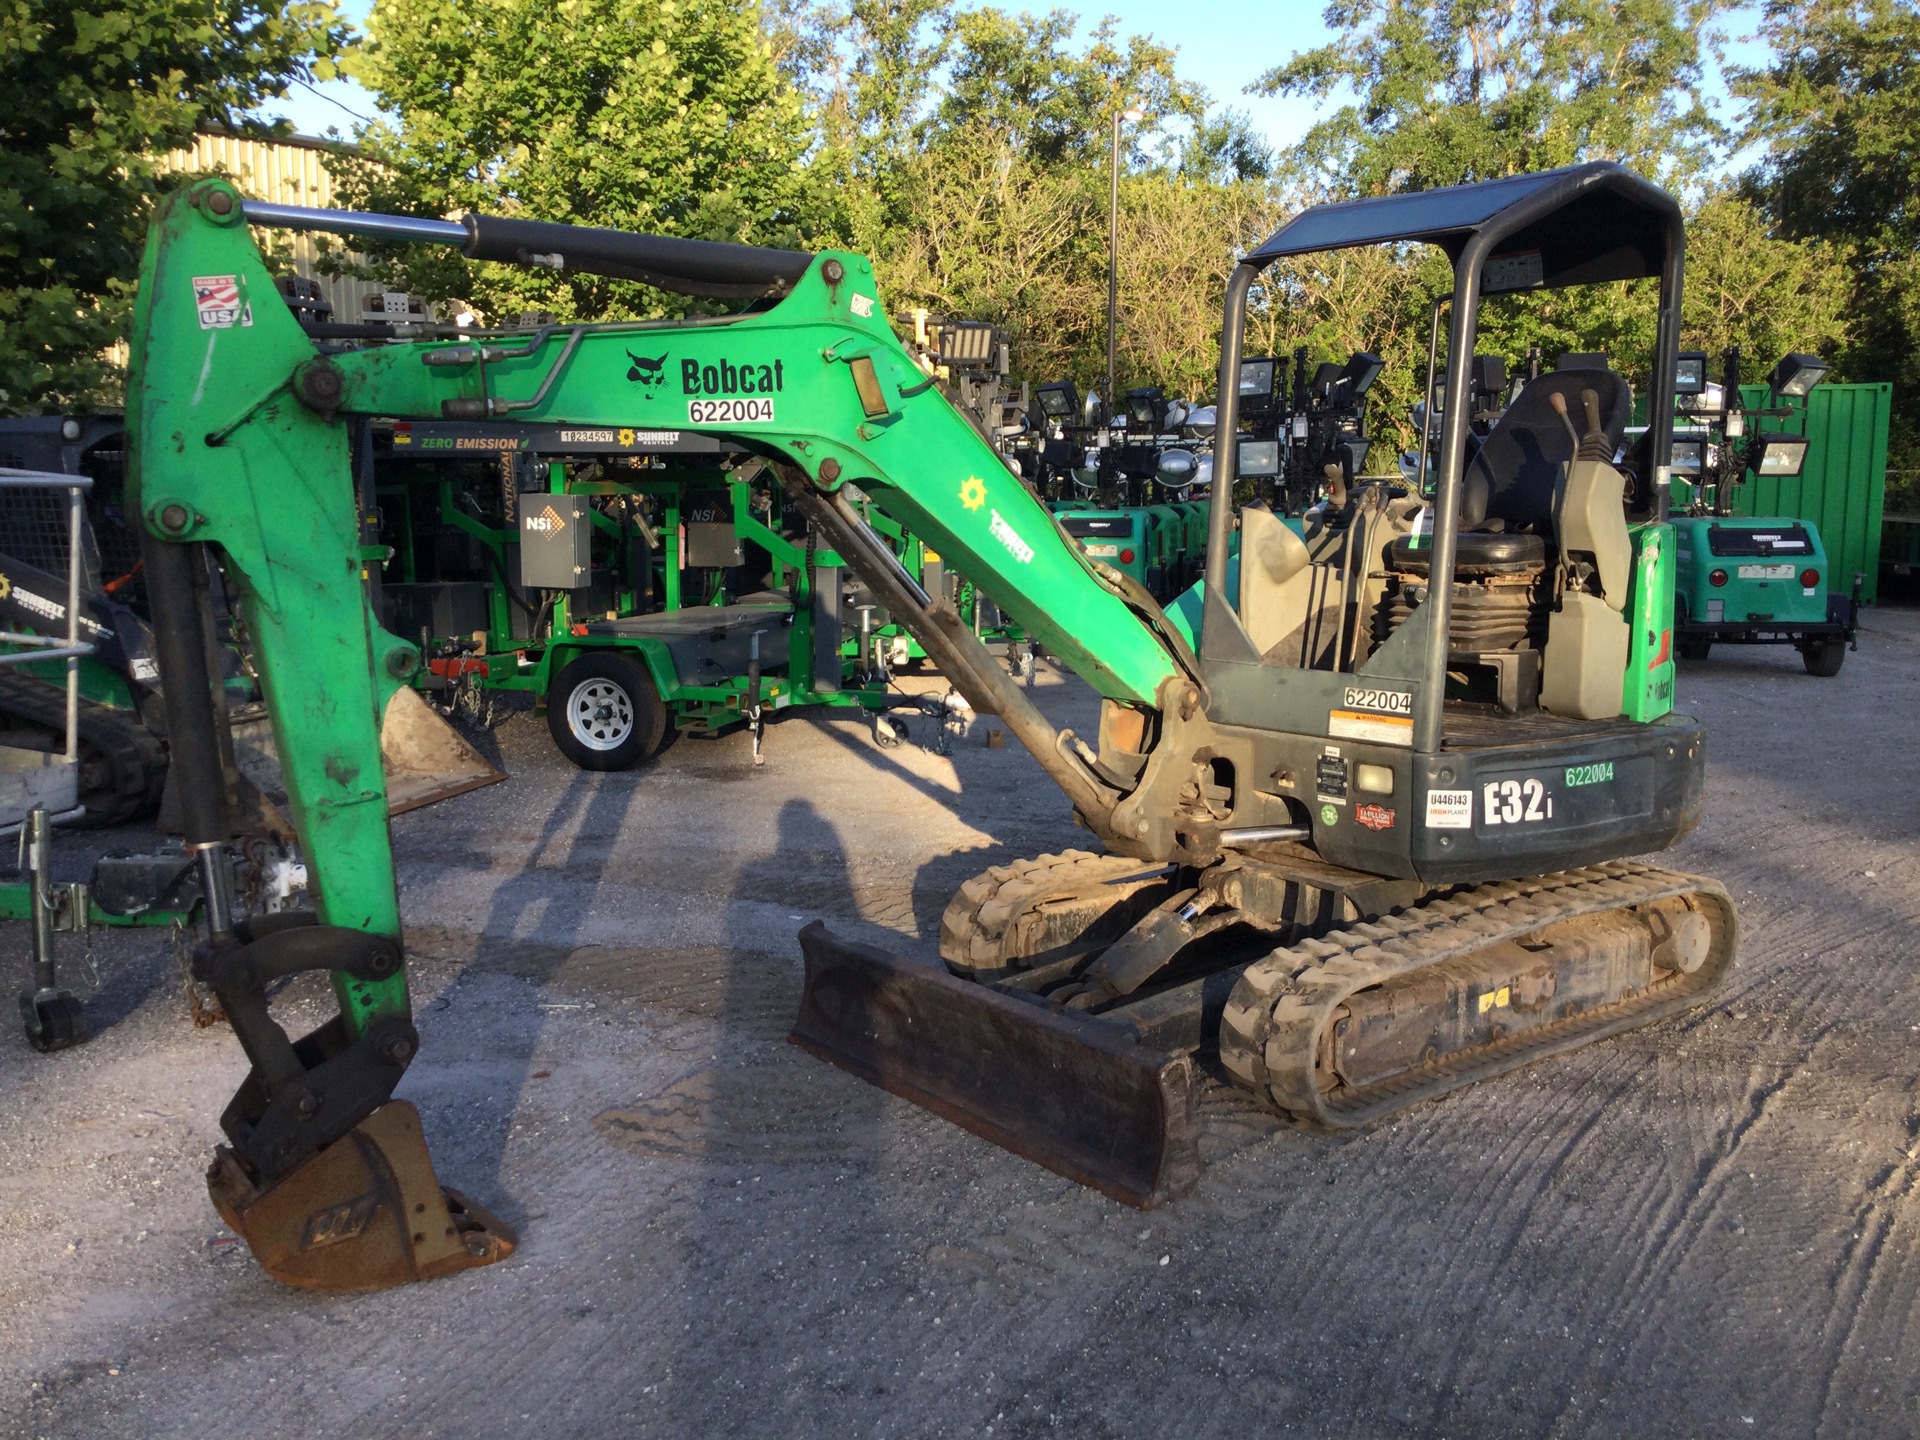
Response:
[517, 494, 590, 589]
[683, 488, 744, 568]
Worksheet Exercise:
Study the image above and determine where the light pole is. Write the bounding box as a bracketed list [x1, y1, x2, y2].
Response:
[1107, 105, 1144, 426]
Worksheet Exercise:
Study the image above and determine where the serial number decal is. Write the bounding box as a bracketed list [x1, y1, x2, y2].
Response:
[1425, 788, 1472, 828]
[1482, 777, 1554, 825]
[1565, 762, 1615, 788]
[1084, 543, 1119, 558]
[1342, 686, 1413, 715]
[688, 398, 775, 425]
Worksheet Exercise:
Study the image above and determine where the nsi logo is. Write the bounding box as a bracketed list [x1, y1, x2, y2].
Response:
[626, 351, 668, 396]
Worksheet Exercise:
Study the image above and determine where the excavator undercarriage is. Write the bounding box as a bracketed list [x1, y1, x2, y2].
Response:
[799, 846, 1733, 1206]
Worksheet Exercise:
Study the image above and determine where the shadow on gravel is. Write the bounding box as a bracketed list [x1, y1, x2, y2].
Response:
[455, 767, 641, 1210]
[637, 797, 893, 1428]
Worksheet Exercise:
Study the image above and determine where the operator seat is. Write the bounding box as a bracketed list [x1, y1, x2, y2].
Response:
[1458, 368, 1631, 536]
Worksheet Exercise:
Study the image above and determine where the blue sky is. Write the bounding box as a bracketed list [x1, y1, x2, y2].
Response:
[261, 1, 1771, 170]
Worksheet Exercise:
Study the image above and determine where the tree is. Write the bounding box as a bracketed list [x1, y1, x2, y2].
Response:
[931, 10, 1207, 168]
[1680, 188, 1852, 367]
[1237, 0, 1872, 463]
[1253, 0, 1731, 193]
[0, 0, 346, 413]
[329, 0, 819, 323]
[1736, 0, 1920, 475]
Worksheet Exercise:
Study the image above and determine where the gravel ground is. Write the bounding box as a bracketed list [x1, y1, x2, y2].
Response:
[2, 609, 1918, 1440]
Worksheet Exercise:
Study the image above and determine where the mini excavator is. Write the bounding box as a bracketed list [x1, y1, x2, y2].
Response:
[127, 161, 1734, 1290]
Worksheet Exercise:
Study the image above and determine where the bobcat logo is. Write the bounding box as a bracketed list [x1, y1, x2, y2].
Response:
[626, 351, 668, 397]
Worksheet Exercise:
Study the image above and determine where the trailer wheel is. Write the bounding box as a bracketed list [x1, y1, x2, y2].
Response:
[547, 653, 669, 770]
[1802, 639, 1847, 677]
[1677, 637, 1711, 661]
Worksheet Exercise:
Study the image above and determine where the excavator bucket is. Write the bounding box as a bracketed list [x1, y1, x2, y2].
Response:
[790, 922, 1202, 1209]
[206, 1100, 517, 1291]
[375, 686, 505, 814]
[232, 686, 504, 819]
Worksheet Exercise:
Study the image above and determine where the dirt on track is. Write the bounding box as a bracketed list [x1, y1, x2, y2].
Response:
[2, 611, 1918, 1440]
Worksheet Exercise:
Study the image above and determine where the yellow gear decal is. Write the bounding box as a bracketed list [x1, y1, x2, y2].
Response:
[0, 573, 12, 600]
[959, 476, 987, 511]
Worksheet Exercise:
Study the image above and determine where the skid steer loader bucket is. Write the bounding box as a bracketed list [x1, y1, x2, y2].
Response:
[233, 686, 503, 818]
[790, 923, 1202, 1209]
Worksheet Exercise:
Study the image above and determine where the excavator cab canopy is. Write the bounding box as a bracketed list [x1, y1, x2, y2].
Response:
[1204, 162, 1687, 752]
[1247, 161, 1681, 290]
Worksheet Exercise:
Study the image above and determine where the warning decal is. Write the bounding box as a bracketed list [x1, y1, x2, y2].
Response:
[1328, 709, 1413, 746]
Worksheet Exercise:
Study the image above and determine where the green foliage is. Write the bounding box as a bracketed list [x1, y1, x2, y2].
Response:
[1680, 188, 1853, 365]
[1254, 0, 1731, 192]
[1236, 0, 1861, 462]
[328, 0, 817, 322]
[0, 0, 345, 413]
[1736, 0, 1920, 474]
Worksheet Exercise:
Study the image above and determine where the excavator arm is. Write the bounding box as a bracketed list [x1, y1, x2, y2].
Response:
[128, 181, 1208, 1284]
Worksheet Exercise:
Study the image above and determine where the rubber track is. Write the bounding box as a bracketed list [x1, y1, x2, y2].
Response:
[0, 672, 167, 827]
[1219, 862, 1737, 1129]
[939, 849, 1175, 977]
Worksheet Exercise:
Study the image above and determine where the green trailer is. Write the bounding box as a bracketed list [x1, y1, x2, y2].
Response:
[370, 423, 898, 766]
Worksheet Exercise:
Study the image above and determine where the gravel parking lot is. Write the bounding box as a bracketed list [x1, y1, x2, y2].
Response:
[3, 608, 1918, 1439]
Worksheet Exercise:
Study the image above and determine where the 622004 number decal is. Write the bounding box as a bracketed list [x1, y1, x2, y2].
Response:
[1342, 686, 1412, 715]
[689, 398, 775, 424]
[1482, 777, 1553, 825]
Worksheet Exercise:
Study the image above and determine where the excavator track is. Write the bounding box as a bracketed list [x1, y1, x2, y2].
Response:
[0, 672, 167, 827]
[939, 848, 1180, 979]
[1219, 862, 1736, 1128]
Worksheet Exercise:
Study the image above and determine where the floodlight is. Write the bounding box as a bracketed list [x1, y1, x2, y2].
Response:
[1767, 353, 1828, 399]
[1669, 436, 1707, 474]
[1037, 380, 1079, 420]
[1237, 439, 1280, 477]
[933, 319, 998, 368]
[1125, 386, 1166, 432]
[1157, 449, 1199, 486]
[1673, 351, 1708, 396]
[1238, 357, 1277, 402]
[1748, 432, 1810, 478]
[1342, 351, 1385, 398]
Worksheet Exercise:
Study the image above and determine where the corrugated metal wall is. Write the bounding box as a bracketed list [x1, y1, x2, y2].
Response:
[159, 134, 387, 322]
[1734, 382, 1892, 604]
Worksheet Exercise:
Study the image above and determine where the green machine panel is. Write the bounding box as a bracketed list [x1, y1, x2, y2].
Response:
[1733, 382, 1891, 604]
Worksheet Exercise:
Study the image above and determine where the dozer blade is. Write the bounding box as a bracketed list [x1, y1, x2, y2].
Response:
[231, 686, 504, 818]
[790, 922, 1201, 1209]
[207, 1100, 517, 1292]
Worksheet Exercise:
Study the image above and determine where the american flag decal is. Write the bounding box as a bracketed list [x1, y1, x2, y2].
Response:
[192, 274, 250, 329]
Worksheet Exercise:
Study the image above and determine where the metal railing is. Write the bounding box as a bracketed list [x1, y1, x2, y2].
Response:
[0, 468, 94, 774]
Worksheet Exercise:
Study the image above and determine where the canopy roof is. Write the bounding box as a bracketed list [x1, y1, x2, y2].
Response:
[1248, 161, 1681, 290]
